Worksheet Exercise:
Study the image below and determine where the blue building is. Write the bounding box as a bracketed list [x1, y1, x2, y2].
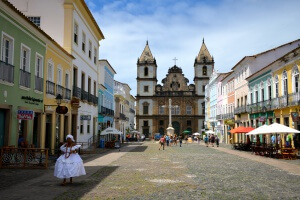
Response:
[98, 60, 116, 131]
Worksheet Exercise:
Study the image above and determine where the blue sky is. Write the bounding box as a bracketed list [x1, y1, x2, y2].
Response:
[86, 0, 300, 95]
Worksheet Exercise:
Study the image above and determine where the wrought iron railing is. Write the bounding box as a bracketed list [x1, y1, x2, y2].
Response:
[81, 89, 88, 101]
[20, 69, 31, 88]
[46, 80, 55, 95]
[73, 86, 81, 99]
[216, 115, 222, 120]
[92, 95, 98, 105]
[0, 147, 48, 169]
[130, 108, 135, 114]
[234, 106, 247, 115]
[288, 92, 300, 106]
[64, 88, 71, 100]
[34, 76, 43, 92]
[88, 93, 93, 103]
[279, 95, 288, 108]
[56, 84, 64, 96]
[0, 61, 14, 83]
[120, 113, 126, 120]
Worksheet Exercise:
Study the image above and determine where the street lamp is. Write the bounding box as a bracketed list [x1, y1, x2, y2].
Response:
[56, 94, 62, 105]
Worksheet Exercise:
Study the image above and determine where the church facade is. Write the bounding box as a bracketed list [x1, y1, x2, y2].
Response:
[136, 40, 214, 138]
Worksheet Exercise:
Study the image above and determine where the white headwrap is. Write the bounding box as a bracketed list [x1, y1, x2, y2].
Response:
[66, 134, 75, 142]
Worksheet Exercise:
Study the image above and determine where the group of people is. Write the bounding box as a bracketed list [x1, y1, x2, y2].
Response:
[158, 135, 180, 150]
[204, 134, 219, 147]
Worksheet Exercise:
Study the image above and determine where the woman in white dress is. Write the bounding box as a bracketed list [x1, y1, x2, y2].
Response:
[54, 134, 86, 185]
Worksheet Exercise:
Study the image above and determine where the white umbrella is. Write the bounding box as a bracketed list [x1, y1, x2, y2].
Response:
[193, 132, 201, 136]
[246, 125, 270, 136]
[131, 130, 139, 134]
[268, 123, 300, 134]
[100, 127, 123, 135]
[206, 130, 215, 134]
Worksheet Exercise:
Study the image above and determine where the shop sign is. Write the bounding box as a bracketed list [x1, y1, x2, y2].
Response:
[225, 119, 235, 125]
[291, 112, 299, 122]
[71, 99, 80, 107]
[259, 116, 266, 122]
[17, 110, 34, 120]
[80, 115, 91, 120]
[56, 106, 68, 114]
[21, 96, 43, 105]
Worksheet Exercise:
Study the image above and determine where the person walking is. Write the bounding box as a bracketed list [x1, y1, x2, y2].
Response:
[215, 136, 219, 147]
[159, 135, 165, 150]
[179, 135, 183, 147]
[166, 135, 170, 146]
[197, 136, 200, 145]
[211, 134, 215, 147]
[204, 135, 209, 147]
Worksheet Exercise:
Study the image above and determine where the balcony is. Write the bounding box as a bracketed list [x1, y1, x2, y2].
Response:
[20, 69, 30, 88]
[216, 115, 222, 120]
[64, 88, 71, 100]
[81, 89, 88, 101]
[234, 106, 247, 115]
[46, 80, 55, 95]
[35, 76, 43, 92]
[100, 106, 114, 116]
[279, 95, 288, 108]
[130, 108, 135, 114]
[0, 61, 14, 83]
[88, 93, 93, 103]
[288, 92, 300, 106]
[247, 100, 273, 113]
[223, 113, 234, 119]
[155, 91, 195, 96]
[92, 94, 98, 105]
[72, 86, 81, 99]
[120, 113, 126, 120]
[56, 84, 64, 96]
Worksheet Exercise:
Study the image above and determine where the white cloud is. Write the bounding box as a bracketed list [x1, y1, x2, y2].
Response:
[87, 0, 300, 95]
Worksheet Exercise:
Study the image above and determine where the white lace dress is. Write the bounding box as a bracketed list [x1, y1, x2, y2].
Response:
[54, 144, 86, 179]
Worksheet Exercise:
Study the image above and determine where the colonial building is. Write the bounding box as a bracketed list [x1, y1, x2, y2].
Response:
[136, 40, 214, 138]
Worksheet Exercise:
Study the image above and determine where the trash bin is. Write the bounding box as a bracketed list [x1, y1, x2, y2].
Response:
[99, 139, 105, 148]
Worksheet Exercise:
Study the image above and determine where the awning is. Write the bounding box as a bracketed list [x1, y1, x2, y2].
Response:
[229, 126, 255, 134]
[100, 127, 123, 135]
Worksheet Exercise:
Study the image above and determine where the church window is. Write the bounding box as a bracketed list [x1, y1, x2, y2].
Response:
[187, 120, 192, 126]
[143, 120, 149, 127]
[74, 22, 78, 44]
[144, 67, 149, 76]
[143, 105, 149, 114]
[159, 106, 164, 114]
[159, 120, 164, 125]
[203, 66, 207, 75]
[144, 85, 149, 92]
[186, 106, 192, 115]
[202, 85, 205, 92]
[292, 66, 299, 93]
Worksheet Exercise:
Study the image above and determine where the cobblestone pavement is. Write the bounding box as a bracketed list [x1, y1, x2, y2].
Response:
[56, 142, 300, 200]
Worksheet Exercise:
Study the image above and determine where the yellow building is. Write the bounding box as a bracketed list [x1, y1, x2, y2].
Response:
[272, 46, 300, 147]
[41, 39, 74, 150]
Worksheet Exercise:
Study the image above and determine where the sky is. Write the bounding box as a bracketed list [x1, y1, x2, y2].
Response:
[86, 0, 300, 95]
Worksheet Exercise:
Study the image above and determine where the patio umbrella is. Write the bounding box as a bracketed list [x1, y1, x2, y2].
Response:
[246, 125, 270, 136]
[100, 127, 123, 135]
[205, 130, 215, 134]
[230, 127, 255, 134]
[183, 130, 191, 134]
[268, 123, 300, 134]
[193, 132, 201, 136]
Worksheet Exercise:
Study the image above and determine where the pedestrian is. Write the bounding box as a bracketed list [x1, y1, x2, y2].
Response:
[170, 136, 173, 147]
[197, 136, 200, 145]
[174, 135, 178, 146]
[166, 135, 170, 146]
[159, 135, 165, 150]
[204, 135, 209, 147]
[215, 136, 219, 147]
[179, 136, 183, 147]
[211, 134, 215, 147]
[54, 135, 86, 186]
[208, 134, 211, 146]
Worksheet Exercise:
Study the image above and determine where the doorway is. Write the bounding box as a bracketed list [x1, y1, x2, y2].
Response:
[0, 109, 6, 147]
[45, 114, 52, 149]
[172, 121, 180, 135]
[32, 113, 40, 148]
[71, 114, 77, 141]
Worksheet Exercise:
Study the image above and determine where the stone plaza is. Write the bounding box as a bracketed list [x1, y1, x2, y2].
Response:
[0, 142, 299, 200]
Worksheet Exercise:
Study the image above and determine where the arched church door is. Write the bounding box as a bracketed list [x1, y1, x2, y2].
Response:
[172, 121, 180, 135]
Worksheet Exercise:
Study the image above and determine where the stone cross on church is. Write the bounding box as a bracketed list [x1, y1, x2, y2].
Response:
[173, 57, 178, 65]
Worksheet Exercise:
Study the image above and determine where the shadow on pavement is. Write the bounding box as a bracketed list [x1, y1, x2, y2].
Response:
[54, 166, 119, 200]
[120, 146, 148, 152]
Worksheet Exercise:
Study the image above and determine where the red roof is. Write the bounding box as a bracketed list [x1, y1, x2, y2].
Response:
[229, 127, 255, 134]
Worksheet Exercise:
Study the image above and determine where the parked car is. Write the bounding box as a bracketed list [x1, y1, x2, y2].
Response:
[154, 133, 163, 141]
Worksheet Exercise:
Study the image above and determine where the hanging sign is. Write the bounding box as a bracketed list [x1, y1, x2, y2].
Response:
[291, 112, 299, 122]
[259, 116, 266, 122]
[17, 110, 34, 120]
[80, 115, 91, 120]
[56, 106, 68, 114]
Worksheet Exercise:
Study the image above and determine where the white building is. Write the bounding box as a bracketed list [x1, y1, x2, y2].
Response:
[10, 0, 105, 143]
